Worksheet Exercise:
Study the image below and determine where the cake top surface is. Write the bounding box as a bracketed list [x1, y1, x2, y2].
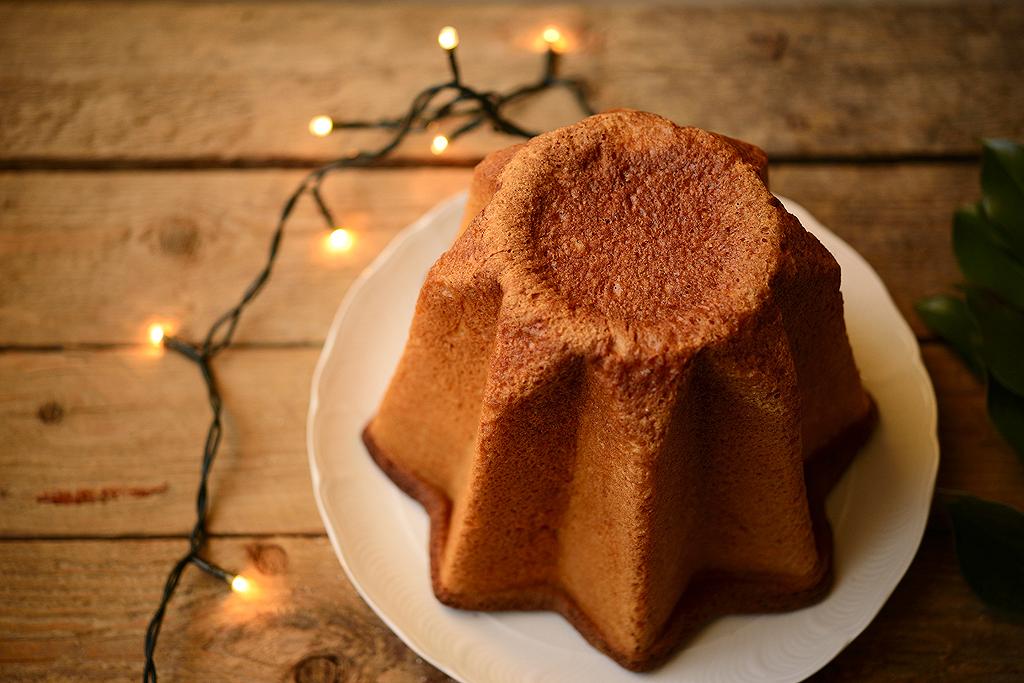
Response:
[458, 110, 810, 352]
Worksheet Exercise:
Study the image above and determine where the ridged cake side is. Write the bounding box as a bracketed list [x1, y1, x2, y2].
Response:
[363, 110, 875, 671]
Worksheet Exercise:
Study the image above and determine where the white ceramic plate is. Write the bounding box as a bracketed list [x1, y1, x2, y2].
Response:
[307, 192, 939, 683]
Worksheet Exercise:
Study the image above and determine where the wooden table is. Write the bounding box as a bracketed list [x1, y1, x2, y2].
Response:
[2, 2, 1023, 680]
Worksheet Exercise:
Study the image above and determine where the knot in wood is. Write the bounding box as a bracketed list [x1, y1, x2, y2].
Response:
[37, 401, 65, 424]
[293, 653, 342, 683]
[245, 542, 289, 575]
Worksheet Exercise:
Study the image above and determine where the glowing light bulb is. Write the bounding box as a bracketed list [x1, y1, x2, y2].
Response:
[437, 26, 459, 51]
[430, 134, 449, 155]
[540, 25, 568, 53]
[326, 227, 355, 253]
[148, 324, 165, 347]
[308, 115, 334, 137]
[230, 575, 251, 594]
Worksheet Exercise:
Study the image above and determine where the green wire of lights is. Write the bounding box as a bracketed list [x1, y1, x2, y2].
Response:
[143, 24, 594, 682]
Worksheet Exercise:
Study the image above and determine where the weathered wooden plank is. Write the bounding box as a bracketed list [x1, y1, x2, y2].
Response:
[925, 346, 1024, 508]
[0, 1, 1021, 163]
[2, 343, 1021, 538]
[0, 163, 976, 346]
[0, 536, 450, 682]
[0, 168, 474, 346]
[0, 347, 323, 537]
[1, 529, 1022, 682]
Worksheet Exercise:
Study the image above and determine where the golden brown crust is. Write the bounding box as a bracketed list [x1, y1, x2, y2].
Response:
[362, 399, 876, 671]
[362, 109, 877, 670]
[457, 141, 523, 236]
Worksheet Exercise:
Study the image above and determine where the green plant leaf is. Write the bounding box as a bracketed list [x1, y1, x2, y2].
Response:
[946, 494, 1024, 617]
[925, 141, 1024, 619]
[953, 204, 1024, 310]
[989, 378, 1024, 462]
[966, 289, 1024, 396]
[915, 294, 985, 376]
[982, 139, 1024, 260]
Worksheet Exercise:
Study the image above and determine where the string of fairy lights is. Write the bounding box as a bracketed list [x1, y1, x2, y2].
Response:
[142, 25, 595, 681]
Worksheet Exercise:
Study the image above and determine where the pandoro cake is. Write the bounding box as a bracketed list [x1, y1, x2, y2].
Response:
[363, 109, 876, 671]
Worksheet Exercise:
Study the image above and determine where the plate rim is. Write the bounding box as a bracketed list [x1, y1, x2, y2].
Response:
[307, 191, 939, 683]
[306, 193, 471, 681]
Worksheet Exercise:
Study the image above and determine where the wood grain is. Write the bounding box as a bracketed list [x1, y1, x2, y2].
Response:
[0, 347, 323, 537]
[0, 168, 473, 346]
[0, 528, 1021, 682]
[2, 343, 1022, 538]
[1, 1, 1021, 163]
[925, 346, 1024, 510]
[0, 163, 977, 347]
[0, 537, 450, 682]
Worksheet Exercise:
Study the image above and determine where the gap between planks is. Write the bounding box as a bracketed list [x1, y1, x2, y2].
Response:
[0, 154, 983, 172]
[0, 338, 951, 355]
[0, 340, 325, 354]
[0, 531, 329, 543]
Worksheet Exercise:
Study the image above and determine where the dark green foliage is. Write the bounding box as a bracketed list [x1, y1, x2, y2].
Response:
[917, 139, 1024, 615]
[946, 495, 1024, 616]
